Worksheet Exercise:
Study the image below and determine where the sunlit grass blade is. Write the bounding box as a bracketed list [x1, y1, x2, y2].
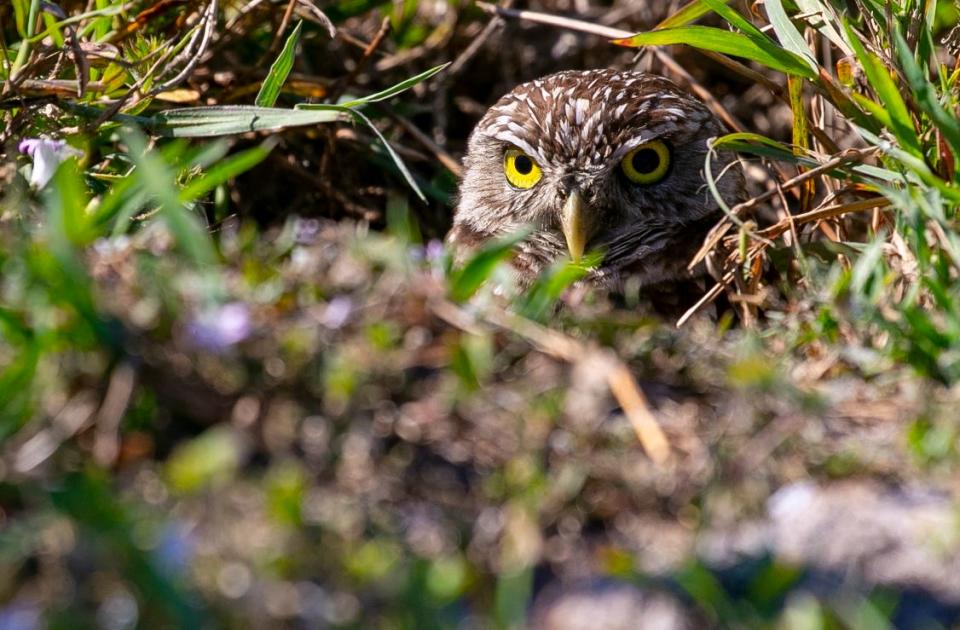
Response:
[655, 0, 732, 29]
[614, 26, 817, 78]
[447, 228, 532, 302]
[794, 0, 853, 55]
[329, 62, 449, 107]
[764, 0, 817, 73]
[698, 0, 770, 41]
[893, 30, 960, 168]
[844, 21, 922, 157]
[178, 139, 277, 203]
[151, 106, 346, 137]
[255, 21, 302, 107]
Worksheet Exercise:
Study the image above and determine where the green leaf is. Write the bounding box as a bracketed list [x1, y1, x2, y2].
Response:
[615, 26, 817, 78]
[178, 139, 277, 203]
[121, 127, 217, 265]
[711, 132, 810, 162]
[655, 0, 732, 29]
[793, 0, 853, 55]
[298, 103, 428, 202]
[844, 21, 922, 156]
[516, 254, 599, 321]
[764, 0, 818, 73]
[151, 105, 346, 137]
[255, 20, 302, 107]
[893, 29, 960, 165]
[330, 62, 449, 108]
[698, 0, 768, 40]
[447, 228, 532, 302]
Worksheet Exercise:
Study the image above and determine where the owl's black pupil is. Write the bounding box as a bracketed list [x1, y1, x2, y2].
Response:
[514, 155, 533, 175]
[631, 148, 661, 174]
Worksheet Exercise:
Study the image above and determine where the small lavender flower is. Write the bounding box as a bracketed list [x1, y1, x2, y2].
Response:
[321, 296, 353, 330]
[187, 302, 251, 351]
[18, 137, 83, 188]
[407, 244, 426, 263]
[294, 217, 321, 244]
[425, 239, 445, 262]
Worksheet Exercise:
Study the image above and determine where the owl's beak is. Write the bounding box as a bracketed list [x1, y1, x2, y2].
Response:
[560, 189, 588, 262]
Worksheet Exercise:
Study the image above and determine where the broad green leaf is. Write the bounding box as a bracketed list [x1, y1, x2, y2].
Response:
[256, 20, 302, 107]
[764, 0, 818, 73]
[448, 228, 532, 302]
[615, 26, 817, 78]
[151, 105, 346, 137]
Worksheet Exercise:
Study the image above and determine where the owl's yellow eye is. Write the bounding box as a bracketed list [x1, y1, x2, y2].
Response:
[503, 148, 542, 189]
[621, 140, 671, 185]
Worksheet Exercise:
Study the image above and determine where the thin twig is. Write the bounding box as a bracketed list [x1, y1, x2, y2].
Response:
[446, 0, 515, 78]
[262, 0, 298, 64]
[385, 107, 463, 177]
[327, 17, 391, 104]
[688, 146, 879, 269]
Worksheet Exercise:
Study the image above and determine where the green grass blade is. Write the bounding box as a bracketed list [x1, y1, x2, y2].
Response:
[448, 228, 532, 302]
[764, 0, 818, 73]
[698, 0, 768, 40]
[151, 105, 345, 137]
[615, 26, 816, 78]
[655, 0, 732, 29]
[178, 139, 277, 203]
[255, 21, 302, 107]
[515, 254, 599, 322]
[794, 0, 853, 55]
[302, 103, 427, 202]
[893, 29, 960, 165]
[121, 127, 217, 266]
[332, 62, 449, 108]
[844, 21, 922, 157]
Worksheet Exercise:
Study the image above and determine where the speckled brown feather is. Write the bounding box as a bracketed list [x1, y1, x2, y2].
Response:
[450, 69, 745, 290]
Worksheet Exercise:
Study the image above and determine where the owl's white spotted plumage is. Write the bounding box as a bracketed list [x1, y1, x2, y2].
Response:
[449, 69, 744, 290]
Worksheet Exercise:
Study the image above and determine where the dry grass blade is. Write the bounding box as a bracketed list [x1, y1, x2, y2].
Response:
[688, 146, 880, 270]
[432, 299, 672, 463]
[756, 196, 892, 239]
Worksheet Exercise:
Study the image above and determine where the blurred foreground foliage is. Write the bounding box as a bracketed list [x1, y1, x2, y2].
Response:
[1, 0, 960, 628]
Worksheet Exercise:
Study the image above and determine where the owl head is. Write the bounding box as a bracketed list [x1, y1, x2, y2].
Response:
[449, 69, 744, 288]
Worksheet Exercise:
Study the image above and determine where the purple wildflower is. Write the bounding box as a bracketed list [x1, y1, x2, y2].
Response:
[18, 137, 83, 188]
[187, 302, 251, 351]
[321, 296, 353, 330]
[425, 239, 445, 262]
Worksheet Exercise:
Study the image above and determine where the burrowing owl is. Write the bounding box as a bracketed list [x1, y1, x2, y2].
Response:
[449, 69, 744, 290]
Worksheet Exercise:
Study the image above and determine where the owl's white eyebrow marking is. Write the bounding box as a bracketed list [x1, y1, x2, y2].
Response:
[490, 131, 540, 162]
